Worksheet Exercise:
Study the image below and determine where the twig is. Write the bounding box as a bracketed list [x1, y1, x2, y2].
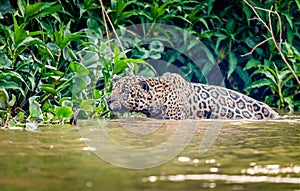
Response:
[243, 0, 300, 85]
[241, 37, 272, 57]
[98, 0, 126, 55]
[99, 0, 110, 48]
[254, 6, 283, 48]
[243, 0, 271, 32]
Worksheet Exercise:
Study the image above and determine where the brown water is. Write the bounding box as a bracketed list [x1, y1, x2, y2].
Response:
[0, 118, 299, 191]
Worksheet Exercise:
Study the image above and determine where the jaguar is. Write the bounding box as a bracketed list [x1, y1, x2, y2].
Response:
[106, 73, 278, 120]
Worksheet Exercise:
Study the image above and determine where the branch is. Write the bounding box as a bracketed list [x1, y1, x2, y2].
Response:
[99, 0, 109, 48]
[243, 0, 271, 32]
[243, 0, 300, 85]
[253, 6, 282, 48]
[241, 37, 272, 57]
[98, 0, 126, 55]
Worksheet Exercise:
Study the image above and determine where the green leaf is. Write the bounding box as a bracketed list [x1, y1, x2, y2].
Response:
[207, 0, 215, 15]
[54, 106, 73, 120]
[285, 42, 300, 60]
[58, 97, 72, 106]
[281, 12, 293, 30]
[226, 18, 236, 34]
[278, 69, 291, 82]
[296, 0, 300, 10]
[87, 18, 103, 38]
[29, 96, 43, 119]
[80, 99, 94, 112]
[61, 32, 84, 49]
[16, 37, 45, 55]
[54, 23, 84, 50]
[227, 52, 237, 78]
[123, 58, 156, 75]
[0, 88, 9, 109]
[214, 33, 228, 50]
[25, 2, 48, 20]
[40, 84, 57, 95]
[37, 4, 61, 18]
[236, 66, 251, 87]
[244, 59, 261, 70]
[286, 27, 294, 44]
[23, 1, 60, 23]
[243, 2, 253, 26]
[69, 61, 89, 77]
[8, 94, 16, 107]
[245, 78, 275, 91]
[113, 45, 121, 64]
[0, 51, 12, 69]
[113, 60, 128, 74]
[38, 20, 53, 37]
[80, 50, 99, 67]
[251, 65, 278, 86]
[29, 31, 47, 37]
[71, 76, 87, 93]
[13, 16, 28, 47]
[42, 99, 51, 111]
[198, 18, 209, 30]
[0, 71, 28, 88]
[0, 80, 25, 97]
[283, 95, 294, 113]
[282, 72, 296, 87]
[263, 65, 278, 85]
[17, 0, 26, 17]
[245, 37, 256, 48]
[61, 100, 73, 108]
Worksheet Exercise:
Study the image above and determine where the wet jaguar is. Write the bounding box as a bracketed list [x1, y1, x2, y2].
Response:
[107, 73, 278, 120]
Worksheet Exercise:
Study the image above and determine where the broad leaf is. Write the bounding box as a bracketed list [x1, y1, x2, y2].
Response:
[54, 106, 73, 120]
[244, 59, 261, 70]
[0, 51, 12, 69]
[69, 61, 90, 77]
[0, 88, 9, 109]
[0, 71, 28, 88]
[0, 80, 25, 97]
[29, 96, 43, 119]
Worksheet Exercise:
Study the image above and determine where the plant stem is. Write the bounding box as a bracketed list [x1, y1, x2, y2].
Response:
[241, 37, 272, 57]
[243, 0, 300, 86]
[98, 0, 126, 55]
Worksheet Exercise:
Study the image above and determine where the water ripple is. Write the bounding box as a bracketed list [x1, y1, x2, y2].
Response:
[144, 174, 300, 184]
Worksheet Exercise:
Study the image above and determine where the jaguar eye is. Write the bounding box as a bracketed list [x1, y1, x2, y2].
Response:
[140, 81, 149, 92]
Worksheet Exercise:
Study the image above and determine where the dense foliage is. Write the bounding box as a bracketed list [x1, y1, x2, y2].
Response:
[0, 0, 299, 126]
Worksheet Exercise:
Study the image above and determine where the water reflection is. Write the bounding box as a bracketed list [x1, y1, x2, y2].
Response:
[241, 164, 300, 175]
[144, 173, 300, 184]
[143, 155, 300, 185]
[0, 117, 299, 191]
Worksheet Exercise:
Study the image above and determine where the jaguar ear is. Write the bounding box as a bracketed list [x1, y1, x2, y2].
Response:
[139, 81, 149, 92]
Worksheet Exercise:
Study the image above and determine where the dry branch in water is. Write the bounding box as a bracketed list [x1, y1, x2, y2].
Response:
[242, 0, 300, 85]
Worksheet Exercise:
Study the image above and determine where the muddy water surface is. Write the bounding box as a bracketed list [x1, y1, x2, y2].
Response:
[0, 117, 299, 191]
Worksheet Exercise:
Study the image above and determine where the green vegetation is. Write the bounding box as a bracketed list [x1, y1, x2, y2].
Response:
[0, 0, 299, 126]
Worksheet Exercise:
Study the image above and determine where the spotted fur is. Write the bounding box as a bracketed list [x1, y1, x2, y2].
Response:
[107, 73, 278, 120]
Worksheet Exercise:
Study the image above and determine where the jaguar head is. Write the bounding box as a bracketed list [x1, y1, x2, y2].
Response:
[106, 76, 165, 118]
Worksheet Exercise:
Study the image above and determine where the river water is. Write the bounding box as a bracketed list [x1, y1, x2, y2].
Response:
[0, 117, 299, 191]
